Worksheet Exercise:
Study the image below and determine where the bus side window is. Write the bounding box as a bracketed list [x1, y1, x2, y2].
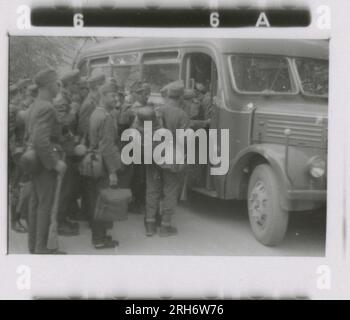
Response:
[141, 51, 181, 94]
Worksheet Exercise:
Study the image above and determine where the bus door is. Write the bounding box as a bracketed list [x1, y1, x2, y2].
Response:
[181, 49, 219, 194]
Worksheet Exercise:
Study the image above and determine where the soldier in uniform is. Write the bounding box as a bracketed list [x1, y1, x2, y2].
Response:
[87, 82, 121, 249]
[194, 82, 214, 121]
[53, 69, 81, 236]
[145, 81, 190, 237]
[9, 84, 22, 161]
[21, 84, 38, 109]
[55, 71, 80, 219]
[76, 74, 105, 223]
[182, 89, 211, 130]
[9, 84, 28, 233]
[77, 74, 106, 141]
[26, 68, 66, 254]
[78, 76, 89, 104]
[17, 78, 32, 105]
[117, 86, 126, 111]
[118, 81, 151, 214]
[118, 81, 151, 133]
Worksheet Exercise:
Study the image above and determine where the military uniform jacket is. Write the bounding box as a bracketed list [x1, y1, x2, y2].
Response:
[154, 100, 190, 172]
[158, 100, 190, 136]
[78, 91, 99, 139]
[89, 106, 121, 175]
[26, 99, 61, 171]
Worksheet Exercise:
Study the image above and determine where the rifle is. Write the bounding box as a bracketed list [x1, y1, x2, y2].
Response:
[47, 171, 64, 250]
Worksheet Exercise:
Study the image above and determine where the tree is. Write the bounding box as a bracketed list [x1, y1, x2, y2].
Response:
[9, 37, 85, 84]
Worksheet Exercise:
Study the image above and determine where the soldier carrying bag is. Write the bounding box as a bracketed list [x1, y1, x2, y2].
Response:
[94, 187, 132, 222]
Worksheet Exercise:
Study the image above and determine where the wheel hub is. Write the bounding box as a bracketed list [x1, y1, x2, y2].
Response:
[249, 180, 268, 229]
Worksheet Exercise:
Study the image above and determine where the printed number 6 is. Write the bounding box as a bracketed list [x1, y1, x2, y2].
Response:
[210, 12, 220, 28]
[74, 13, 84, 27]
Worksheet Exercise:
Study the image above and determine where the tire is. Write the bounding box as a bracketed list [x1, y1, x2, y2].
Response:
[247, 164, 289, 246]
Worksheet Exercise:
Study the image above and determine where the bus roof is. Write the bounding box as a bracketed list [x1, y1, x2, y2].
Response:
[77, 38, 328, 63]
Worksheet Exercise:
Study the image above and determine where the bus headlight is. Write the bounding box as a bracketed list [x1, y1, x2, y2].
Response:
[308, 157, 326, 178]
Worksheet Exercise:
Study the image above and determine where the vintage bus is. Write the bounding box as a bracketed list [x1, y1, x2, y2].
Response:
[75, 38, 328, 246]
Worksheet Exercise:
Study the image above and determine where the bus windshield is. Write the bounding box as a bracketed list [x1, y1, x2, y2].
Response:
[230, 55, 295, 94]
[294, 58, 328, 97]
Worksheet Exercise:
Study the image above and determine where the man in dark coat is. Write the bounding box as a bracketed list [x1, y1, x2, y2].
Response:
[26, 68, 66, 254]
[78, 74, 105, 141]
[118, 81, 151, 214]
[87, 82, 121, 249]
[145, 81, 190, 237]
[9, 84, 28, 233]
[53, 69, 81, 236]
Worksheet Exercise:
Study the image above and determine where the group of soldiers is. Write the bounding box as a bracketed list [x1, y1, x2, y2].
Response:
[9, 66, 213, 254]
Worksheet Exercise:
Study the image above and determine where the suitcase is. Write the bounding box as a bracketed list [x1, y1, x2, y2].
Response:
[94, 187, 132, 222]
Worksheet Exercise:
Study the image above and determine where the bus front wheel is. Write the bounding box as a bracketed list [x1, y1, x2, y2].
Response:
[247, 164, 289, 246]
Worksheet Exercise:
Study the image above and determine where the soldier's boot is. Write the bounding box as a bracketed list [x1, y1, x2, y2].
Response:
[145, 222, 157, 237]
[159, 225, 178, 238]
[93, 237, 118, 249]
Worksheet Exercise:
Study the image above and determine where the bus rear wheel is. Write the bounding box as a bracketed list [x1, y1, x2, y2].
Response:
[247, 164, 289, 246]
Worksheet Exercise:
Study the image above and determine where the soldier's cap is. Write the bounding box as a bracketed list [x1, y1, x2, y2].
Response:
[10, 84, 19, 95]
[99, 82, 119, 95]
[183, 89, 196, 100]
[34, 68, 58, 88]
[87, 73, 106, 87]
[167, 80, 185, 99]
[195, 82, 206, 93]
[60, 69, 80, 85]
[17, 78, 32, 90]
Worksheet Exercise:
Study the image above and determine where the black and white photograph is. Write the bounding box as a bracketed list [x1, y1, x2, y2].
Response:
[8, 36, 328, 256]
[2, 0, 350, 302]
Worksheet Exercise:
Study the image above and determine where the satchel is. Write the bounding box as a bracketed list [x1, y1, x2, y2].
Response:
[79, 150, 104, 178]
[94, 187, 132, 222]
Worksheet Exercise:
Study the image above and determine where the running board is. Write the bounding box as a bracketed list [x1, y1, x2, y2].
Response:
[190, 187, 218, 198]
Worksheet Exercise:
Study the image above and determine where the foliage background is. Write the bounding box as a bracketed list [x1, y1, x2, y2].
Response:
[9, 36, 110, 84]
